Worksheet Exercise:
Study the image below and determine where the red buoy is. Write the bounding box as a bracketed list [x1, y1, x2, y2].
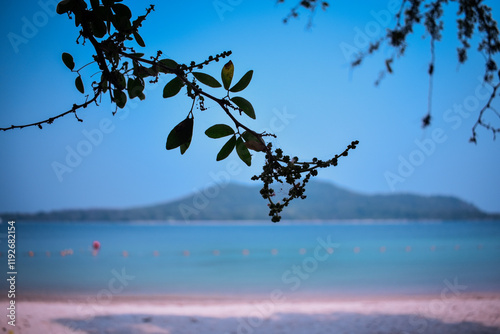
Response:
[92, 240, 101, 250]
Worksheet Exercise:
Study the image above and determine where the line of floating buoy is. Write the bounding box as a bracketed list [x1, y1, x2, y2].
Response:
[22, 243, 497, 258]
[60, 249, 73, 256]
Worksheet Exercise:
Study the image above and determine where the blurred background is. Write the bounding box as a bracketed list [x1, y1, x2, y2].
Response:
[0, 0, 499, 215]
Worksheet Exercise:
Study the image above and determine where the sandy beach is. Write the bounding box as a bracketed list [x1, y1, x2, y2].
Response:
[3, 294, 500, 334]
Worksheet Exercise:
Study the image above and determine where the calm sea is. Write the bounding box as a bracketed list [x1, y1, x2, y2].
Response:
[2, 220, 500, 298]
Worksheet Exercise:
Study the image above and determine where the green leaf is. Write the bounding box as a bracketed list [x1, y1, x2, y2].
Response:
[231, 96, 255, 119]
[111, 15, 131, 31]
[133, 64, 155, 78]
[230, 70, 253, 92]
[111, 3, 132, 18]
[192, 72, 222, 88]
[133, 31, 145, 47]
[110, 70, 126, 89]
[113, 89, 127, 108]
[221, 60, 234, 90]
[242, 131, 266, 152]
[163, 77, 184, 98]
[180, 140, 191, 155]
[217, 135, 236, 161]
[166, 117, 194, 150]
[56, 0, 73, 14]
[127, 77, 144, 99]
[100, 73, 108, 93]
[75, 75, 84, 94]
[205, 124, 234, 139]
[241, 131, 258, 142]
[158, 59, 177, 73]
[91, 18, 107, 38]
[62, 52, 74, 71]
[236, 137, 252, 166]
[130, 52, 145, 58]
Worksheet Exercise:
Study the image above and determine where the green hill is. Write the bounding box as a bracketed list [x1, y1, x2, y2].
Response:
[1, 181, 498, 222]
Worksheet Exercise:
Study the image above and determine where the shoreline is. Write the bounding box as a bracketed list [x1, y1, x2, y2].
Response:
[9, 290, 500, 303]
[7, 218, 500, 225]
[6, 293, 500, 334]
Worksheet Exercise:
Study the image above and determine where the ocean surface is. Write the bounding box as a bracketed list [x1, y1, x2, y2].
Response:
[2, 220, 500, 298]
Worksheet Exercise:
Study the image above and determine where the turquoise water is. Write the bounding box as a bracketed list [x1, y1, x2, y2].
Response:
[2, 220, 500, 298]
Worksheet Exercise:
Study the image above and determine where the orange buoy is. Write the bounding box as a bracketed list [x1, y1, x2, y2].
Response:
[28, 251, 34, 257]
[92, 240, 101, 250]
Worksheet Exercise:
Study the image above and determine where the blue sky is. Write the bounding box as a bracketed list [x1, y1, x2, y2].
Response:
[0, 0, 499, 214]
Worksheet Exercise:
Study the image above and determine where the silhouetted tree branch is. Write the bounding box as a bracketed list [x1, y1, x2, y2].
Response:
[0, 0, 358, 222]
[280, 0, 500, 142]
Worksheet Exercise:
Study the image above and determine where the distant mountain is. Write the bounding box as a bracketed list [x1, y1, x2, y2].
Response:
[1, 181, 498, 222]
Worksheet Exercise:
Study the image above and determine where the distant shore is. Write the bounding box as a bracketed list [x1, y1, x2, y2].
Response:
[8, 293, 500, 334]
[3, 218, 500, 226]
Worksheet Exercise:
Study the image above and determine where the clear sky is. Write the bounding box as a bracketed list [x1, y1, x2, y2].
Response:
[0, 0, 499, 214]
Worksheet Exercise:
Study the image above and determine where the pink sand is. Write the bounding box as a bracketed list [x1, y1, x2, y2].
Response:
[3, 294, 500, 333]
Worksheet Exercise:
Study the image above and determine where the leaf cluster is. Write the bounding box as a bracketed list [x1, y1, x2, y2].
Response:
[1, 0, 358, 222]
[252, 140, 359, 222]
[347, 0, 500, 142]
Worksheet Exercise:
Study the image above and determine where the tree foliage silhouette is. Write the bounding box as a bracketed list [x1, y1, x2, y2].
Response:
[0, 0, 358, 222]
[281, 0, 500, 142]
[7, 1, 496, 220]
